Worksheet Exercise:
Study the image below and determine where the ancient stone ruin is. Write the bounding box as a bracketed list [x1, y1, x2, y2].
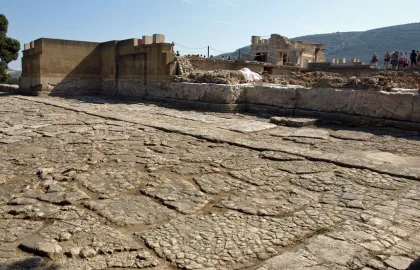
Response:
[244, 34, 325, 68]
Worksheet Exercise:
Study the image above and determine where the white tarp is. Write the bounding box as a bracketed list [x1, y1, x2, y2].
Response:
[239, 68, 262, 82]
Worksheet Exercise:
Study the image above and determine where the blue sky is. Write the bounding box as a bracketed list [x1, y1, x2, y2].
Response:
[3, 0, 419, 69]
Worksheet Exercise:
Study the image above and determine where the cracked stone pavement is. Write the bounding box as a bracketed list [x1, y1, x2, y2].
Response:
[0, 92, 419, 270]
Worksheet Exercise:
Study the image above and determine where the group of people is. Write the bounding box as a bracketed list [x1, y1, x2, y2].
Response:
[371, 50, 419, 70]
[221, 55, 232, 60]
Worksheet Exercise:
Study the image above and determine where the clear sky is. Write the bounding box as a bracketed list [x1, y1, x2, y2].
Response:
[3, 0, 419, 69]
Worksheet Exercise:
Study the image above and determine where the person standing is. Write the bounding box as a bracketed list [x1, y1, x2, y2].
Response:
[403, 52, 409, 70]
[391, 51, 398, 70]
[399, 52, 405, 70]
[410, 50, 417, 69]
[383, 51, 390, 69]
[371, 53, 378, 68]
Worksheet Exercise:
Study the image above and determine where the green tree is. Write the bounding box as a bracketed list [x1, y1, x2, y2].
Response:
[0, 14, 20, 83]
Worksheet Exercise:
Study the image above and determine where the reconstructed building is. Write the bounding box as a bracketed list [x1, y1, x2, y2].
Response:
[20, 34, 176, 96]
[245, 34, 325, 68]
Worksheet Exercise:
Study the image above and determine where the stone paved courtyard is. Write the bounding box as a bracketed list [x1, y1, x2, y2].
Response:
[0, 91, 420, 270]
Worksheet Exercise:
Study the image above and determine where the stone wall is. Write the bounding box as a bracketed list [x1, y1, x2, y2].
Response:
[188, 58, 237, 71]
[20, 36, 176, 96]
[188, 58, 303, 74]
[0, 84, 19, 92]
[137, 82, 420, 124]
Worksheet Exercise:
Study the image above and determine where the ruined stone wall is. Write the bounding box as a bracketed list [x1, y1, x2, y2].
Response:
[0, 84, 19, 92]
[20, 38, 102, 95]
[188, 58, 267, 73]
[308, 63, 384, 77]
[188, 58, 236, 71]
[20, 37, 176, 96]
[136, 82, 420, 125]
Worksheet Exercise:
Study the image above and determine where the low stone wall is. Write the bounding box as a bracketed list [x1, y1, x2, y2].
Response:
[189, 58, 236, 71]
[140, 82, 420, 124]
[0, 84, 19, 92]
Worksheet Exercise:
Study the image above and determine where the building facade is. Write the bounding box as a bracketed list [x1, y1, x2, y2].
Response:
[20, 34, 176, 96]
[244, 34, 325, 68]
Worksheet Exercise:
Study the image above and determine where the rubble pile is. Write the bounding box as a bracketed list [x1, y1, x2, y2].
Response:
[262, 71, 339, 88]
[377, 71, 420, 89]
[176, 56, 194, 74]
[173, 70, 246, 84]
[263, 71, 420, 91]
[173, 64, 420, 91]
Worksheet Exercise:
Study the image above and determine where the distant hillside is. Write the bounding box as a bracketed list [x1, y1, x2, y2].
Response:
[217, 22, 420, 64]
[6, 69, 22, 79]
[215, 45, 251, 59]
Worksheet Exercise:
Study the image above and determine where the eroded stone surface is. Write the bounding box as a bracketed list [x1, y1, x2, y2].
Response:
[0, 95, 419, 270]
[83, 195, 177, 226]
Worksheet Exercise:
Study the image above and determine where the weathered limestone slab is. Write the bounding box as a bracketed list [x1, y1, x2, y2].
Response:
[411, 94, 420, 122]
[243, 85, 299, 108]
[270, 116, 319, 127]
[347, 91, 414, 120]
[298, 88, 415, 121]
[19, 234, 63, 259]
[0, 84, 19, 93]
[149, 82, 244, 104]
[296, 88, 333, 112]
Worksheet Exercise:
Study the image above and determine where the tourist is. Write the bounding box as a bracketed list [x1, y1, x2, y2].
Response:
[410, 50, 417, 69]
[399, 52, 405, 70]
[403, 52, 409, 70]
[176, 51, 180, 57]
[370, 53, 378, 68]
[222, 56, 225, 60]
[227, 56, 231, 60]
[383, 51, 390, 69]
[391, 51, 398, 70]
[417, 51, 420, 69]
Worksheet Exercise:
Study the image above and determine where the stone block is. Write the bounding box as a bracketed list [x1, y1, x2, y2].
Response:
[145, 82, 245, 104]
[297, 88, 414, 122]
[19, 234, 63, 259]
[411, 94, 420, 122]
[347, 91, 414, 120]
[270, 116, 319, 127]
[296, 88, 333, 112]
[153, 34, 165, 44]
[24, 43, 30, 50]
[30, 41, 35, 49]
[142, 36, 153, 45]
[117, 79, 147, 97]
[244, 85, 299, 108]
